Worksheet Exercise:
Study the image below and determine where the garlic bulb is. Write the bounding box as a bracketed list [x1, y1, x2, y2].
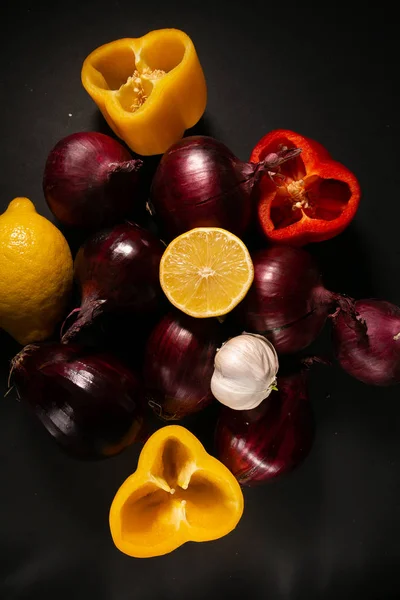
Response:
[211, 333, 279, 410]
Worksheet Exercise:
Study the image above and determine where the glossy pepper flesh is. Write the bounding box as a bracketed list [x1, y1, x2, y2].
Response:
[81, 29, 207, 156]
[252, 129, 361, 246]
[109, 425, 244, 558]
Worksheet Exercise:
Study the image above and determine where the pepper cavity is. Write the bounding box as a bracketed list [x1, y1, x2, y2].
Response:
[118, 67, 166, 113]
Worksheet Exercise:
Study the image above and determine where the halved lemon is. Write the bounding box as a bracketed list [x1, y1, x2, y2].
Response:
[159, 227, 254, 318]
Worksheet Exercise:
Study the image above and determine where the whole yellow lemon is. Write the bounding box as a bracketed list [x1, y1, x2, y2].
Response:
[0, 198, 73, 344]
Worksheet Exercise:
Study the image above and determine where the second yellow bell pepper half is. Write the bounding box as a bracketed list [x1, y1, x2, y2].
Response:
[81, 29, 207, 156]
[109, 425, 244, 558]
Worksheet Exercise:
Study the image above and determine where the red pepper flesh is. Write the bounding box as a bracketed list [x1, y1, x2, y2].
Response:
[251, 129, 361, 246]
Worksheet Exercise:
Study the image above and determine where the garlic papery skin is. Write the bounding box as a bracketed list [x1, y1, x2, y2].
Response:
[211, 333, 279, 410]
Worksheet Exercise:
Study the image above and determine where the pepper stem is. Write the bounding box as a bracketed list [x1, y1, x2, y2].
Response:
[257, 147, 303, 181]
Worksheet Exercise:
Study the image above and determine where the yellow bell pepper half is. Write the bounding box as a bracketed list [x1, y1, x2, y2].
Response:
[109, 425, 244, 558]
[81, 29, 207, 156]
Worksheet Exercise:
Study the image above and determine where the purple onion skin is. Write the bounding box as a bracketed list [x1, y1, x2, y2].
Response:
[215, 370, 314, 486]
[62, 223, 164, 343]
[144, 312, 224, 420]
[43, 132, 143, 229]
[11, 343, 145, 459]
[333, 299, 400, 386]
[150, 136, 300, 240]
[240, 246, 337, 354]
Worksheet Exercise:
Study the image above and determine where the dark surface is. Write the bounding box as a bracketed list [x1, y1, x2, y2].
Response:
[0, 2, 399, 599]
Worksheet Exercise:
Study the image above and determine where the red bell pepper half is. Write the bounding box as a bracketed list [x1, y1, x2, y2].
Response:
[251, 129, 361, 246]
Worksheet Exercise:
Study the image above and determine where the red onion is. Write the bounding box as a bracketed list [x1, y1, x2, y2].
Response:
[10, 343, 145, 458]
[62, 223, 164, 343]
[215, 366, 315, 485]
[332, 299, 400, 385]
[149, 135, 301, 240]
[43, 132, 143, 229]
[144, 312, 224, 420]
[239, 246, 353, 354]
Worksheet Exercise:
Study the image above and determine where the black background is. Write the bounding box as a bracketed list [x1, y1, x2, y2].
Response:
[0, 1, 399, 599]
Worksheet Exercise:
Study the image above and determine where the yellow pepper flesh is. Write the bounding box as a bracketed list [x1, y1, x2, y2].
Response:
[81, 29, 207, 156]
[109, 425, 244, 558]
